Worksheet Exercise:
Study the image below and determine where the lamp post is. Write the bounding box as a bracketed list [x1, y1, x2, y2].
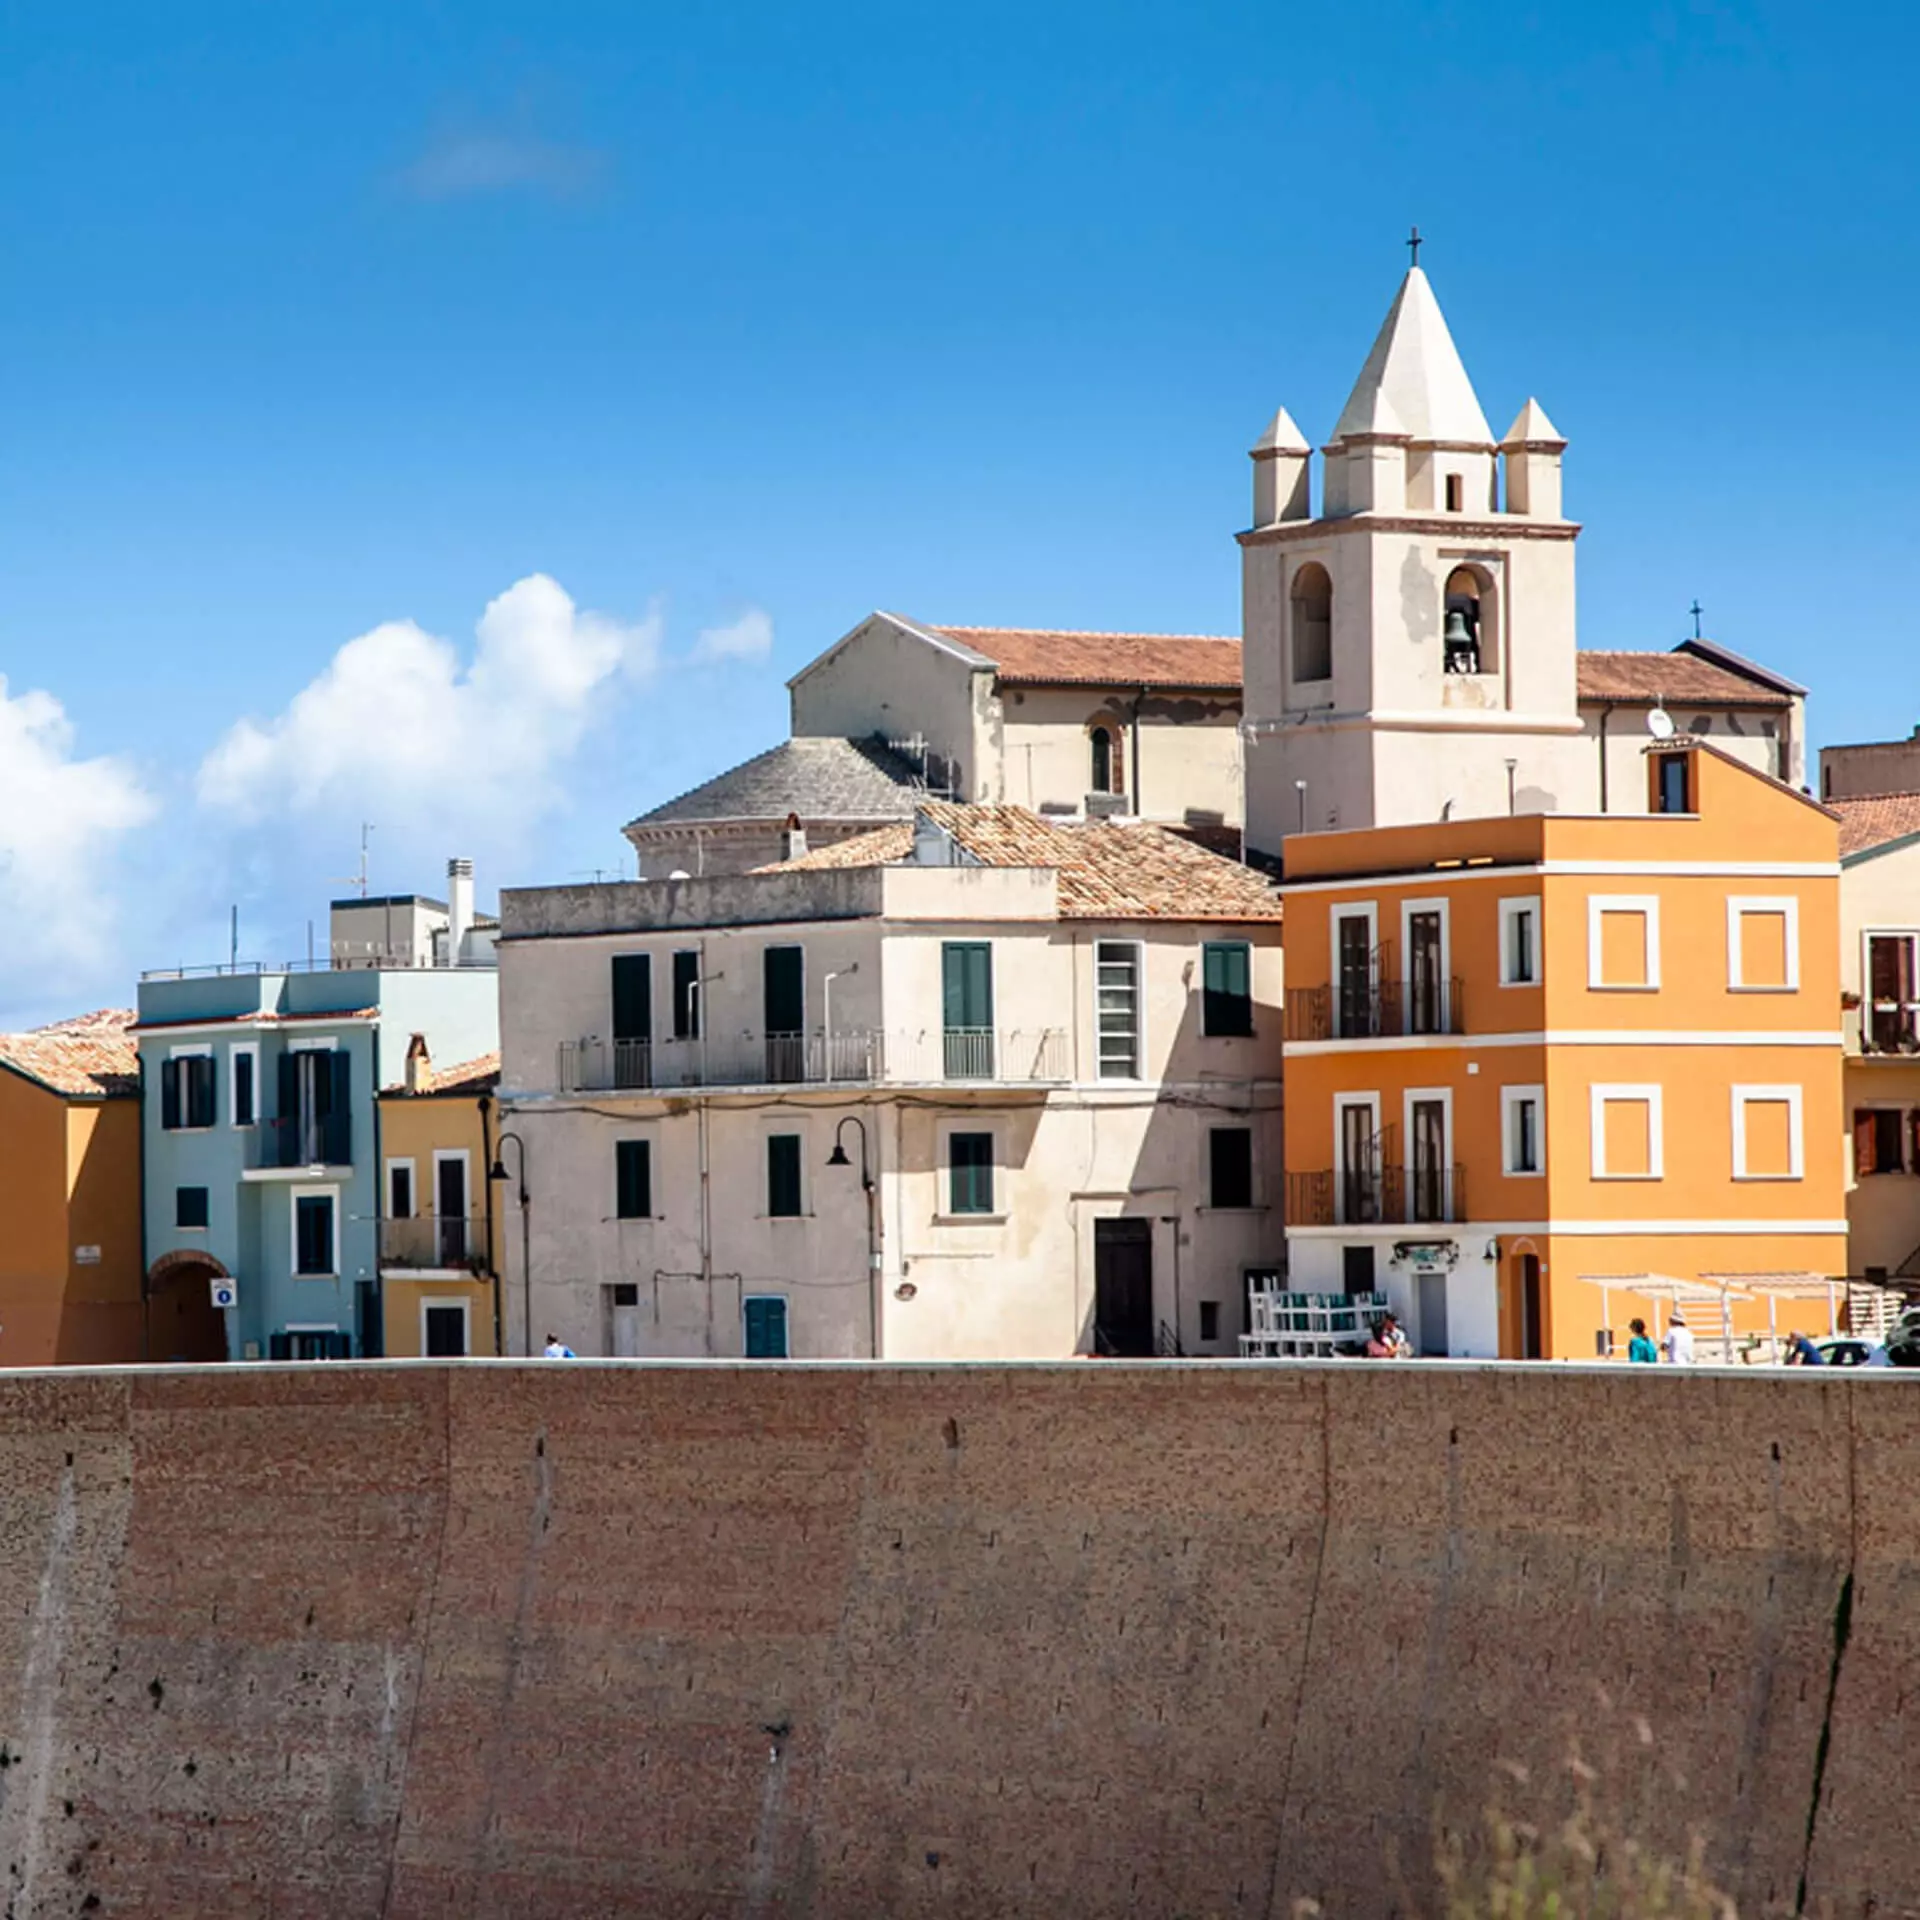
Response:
[826, 1115, 881, 1358]
[488, 1131, 531, 1357]
[1294, 778, 1308, 836]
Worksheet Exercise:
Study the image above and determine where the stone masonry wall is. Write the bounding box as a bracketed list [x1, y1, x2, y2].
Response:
[0, 1362, 1908, 1918]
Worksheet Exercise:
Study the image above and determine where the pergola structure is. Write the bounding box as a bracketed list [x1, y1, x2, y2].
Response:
[1580, 1273, 1753, 1358]
[1701, 1271, 1905, 1360]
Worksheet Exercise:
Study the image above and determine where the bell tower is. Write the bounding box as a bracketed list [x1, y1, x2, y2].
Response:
[1240, 258, 1583, 852]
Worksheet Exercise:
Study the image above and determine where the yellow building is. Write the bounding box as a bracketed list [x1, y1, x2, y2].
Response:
[376, 1042, 502, 1357]
[0, 1010, 146, 1366]
[1279, 739, 1845, 1358]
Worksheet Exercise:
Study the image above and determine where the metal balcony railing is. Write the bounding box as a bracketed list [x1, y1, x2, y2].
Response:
[1285, 1164, 1467, 1228]
[1285, 977, 1466, 1042]
[554, 1026, 1070, 1093]
[247, 1113, 352, 1169]
[379, 1214, 488, 1270]
[1862, 1004, 1920, 1056]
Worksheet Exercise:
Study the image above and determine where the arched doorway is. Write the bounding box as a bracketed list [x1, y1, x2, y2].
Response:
[145, 1250, 232, 1364]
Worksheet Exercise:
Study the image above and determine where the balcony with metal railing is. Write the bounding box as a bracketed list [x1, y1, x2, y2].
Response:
[244, 1113, 353, 1171]
[379, 1214, 488, 1271]
[1285, 977, 1466, 1043]
[1285, 1164, 1468, 1227]
[554, 1026, 1070, 1094]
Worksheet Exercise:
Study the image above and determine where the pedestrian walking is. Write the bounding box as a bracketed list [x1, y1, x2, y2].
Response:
[542, 1332, 577, 1358]
[1626, 1317, 1658, 1364]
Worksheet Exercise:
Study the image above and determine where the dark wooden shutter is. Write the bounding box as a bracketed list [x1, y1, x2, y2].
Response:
[1855, 1111, 1877, 1176]
[268, 1332, 292, 1361]
[763, 947, 804, 1035]
[234, 1051, 254, 1126]
[616, 1141, 651, 1220]
[744, 1297, 788, 1358]
[612, 954, 652, 1042]
[160, 1060, 181, 1130]
[186, 1056, 215, 1128]
[767, 1135, 802, 1217]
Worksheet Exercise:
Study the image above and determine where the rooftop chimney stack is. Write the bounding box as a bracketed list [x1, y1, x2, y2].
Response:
[447, 858, 474, 966]
[404, 1032, 431, 1094]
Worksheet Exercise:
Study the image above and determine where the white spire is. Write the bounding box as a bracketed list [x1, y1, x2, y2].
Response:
[1501, 397, 1565, 447]
[1332, 268, 1494, 447]
[1251, 405, 1310, 456]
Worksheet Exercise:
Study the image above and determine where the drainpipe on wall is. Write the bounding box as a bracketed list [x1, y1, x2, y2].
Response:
[479, 1089, 502, 1357]
[1598, 704, 1614, 812]
[1129, 690, 1147, 815]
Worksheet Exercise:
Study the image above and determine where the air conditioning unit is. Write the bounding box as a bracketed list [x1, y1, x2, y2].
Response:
[210, 1279, 238, 1311]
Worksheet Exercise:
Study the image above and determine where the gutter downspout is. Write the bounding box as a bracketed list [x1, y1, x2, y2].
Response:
[137, 1053, 151, 1363]
[480, 1090, 502, 1356]
[1598, 703, 1614, 812]
[1129, 689, 1146, 815]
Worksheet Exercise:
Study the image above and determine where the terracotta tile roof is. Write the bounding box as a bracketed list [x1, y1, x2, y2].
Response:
[925, 624, 1244, 693]
[1831, 793, 1920, 859]
[761, 801, 1283, 922]
[384, 1050, 501, 1096]
[0, 1009, 139, 1099]
[1576, 650, 1794, 708]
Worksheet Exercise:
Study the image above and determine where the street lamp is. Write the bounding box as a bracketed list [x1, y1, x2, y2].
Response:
[488, 1131, 531, 1357]
[826, 1116, 881, 1357]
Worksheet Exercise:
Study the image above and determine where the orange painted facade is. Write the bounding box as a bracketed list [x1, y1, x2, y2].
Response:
[1279, 741, 1846, 1358]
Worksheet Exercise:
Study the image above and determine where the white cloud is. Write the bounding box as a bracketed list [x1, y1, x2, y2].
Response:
[196, 574, 660, 847]
[692, 608, 774, 663]
[397, 129, 604, 201]
[0, 679, 155, 988]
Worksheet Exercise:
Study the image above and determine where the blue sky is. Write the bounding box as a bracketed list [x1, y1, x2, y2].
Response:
[0, 1, 1913, 1020]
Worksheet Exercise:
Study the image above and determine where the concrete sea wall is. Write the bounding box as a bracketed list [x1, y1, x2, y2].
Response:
[0, 1362, 1910, 1918]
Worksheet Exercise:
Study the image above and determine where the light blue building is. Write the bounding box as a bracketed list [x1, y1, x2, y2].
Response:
[137, 872, 498, 1361]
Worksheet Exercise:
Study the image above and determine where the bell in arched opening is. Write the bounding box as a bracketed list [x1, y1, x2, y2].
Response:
[1443, 567, 1483, 675]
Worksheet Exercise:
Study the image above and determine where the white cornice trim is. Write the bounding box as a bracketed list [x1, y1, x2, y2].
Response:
[1277, 859, 1838, 895]
[1285, 1218, 1849, 1238]
[1282, 1030, 1843, 1057]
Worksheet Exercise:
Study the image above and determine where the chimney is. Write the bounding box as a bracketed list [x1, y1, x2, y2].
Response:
[781, 813, 808, 863]
[404, 1032, 431, 1095]
[447, 858, 474, 966]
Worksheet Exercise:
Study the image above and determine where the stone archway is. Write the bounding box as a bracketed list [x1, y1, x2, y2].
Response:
[145, 1249, 232, 1364]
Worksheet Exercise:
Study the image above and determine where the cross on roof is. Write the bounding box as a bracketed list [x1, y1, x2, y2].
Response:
[1407, 225, 1423, 267]
[1689, 599, 1703, 639]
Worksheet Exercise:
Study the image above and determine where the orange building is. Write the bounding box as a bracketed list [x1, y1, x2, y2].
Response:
[1279, 739, 1845, 1358]
[0, 1010, 146, 1366]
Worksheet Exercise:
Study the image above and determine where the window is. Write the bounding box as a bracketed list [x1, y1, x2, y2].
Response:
[387, 1160, 415, 1220]
[1198, 1300, 1221, 1343]
[942, 941, 994, 1078]
[1733, 1086, 1803, 1180]
[1590, 1085, 1663, 1179]
[1408, 1093, 1450, 1222]
[1653, 752, 1691, 814]
[1096, 941, 1142, 1078]
[277, 1047, 350, 1166]
[160, 1052, 215, 1130]
[1089, 725, 1120, 796]
[1333, 906, 1378, 1039]
[743, 1295, 789, 1358]
[615, 1140, 652, 1220]
[1502, 1086, 1544, 1175]
[1445, 472, 1464, 513]
[1403, 901, 1449, 1034]
[1866, 934, 1920, 1053]
[671, 951, 701, 1040]
[767, 1134, 804, 1217]
[1209, 1127, 1254, 1209]
[422, 1302, 469, 1358]
[1498, 898, 1540, 987]
[1854, 1108, 1906, 1177]
[611, 953, 652, 1087]
[1202, 942, 1254, 1036]
[230, 1045, 257, 1127]
[175, 1186, 209, 1230]
[1728, 898, 1799, 991]
[764, 946, 806, 1082]
[1588, 896, 1660, 990]
[1289, 563, 1332, 684]
[293, 1192, 337, 1275]
[948, 1132, 995, 1215]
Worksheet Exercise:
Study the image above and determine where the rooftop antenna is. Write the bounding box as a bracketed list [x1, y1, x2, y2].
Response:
[1688, 599, 1704, 641]
[330, 822, 374, 899]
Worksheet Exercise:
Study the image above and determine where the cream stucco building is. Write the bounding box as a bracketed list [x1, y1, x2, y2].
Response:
[497, 803, 1284, 1360]
[1240, 266, 1805, 853]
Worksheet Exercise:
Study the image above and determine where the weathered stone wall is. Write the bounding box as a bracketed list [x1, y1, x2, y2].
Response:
[0, 1362, 1906, 1918]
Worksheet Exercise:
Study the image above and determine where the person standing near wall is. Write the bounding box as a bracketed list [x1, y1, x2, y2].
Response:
[1663, 1311, 1695, 1366]
[1626, 1317, 1657, 1363]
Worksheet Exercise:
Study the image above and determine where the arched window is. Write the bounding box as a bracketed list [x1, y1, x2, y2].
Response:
[1290, 563, 1332, 683]
[1090, 724, 1119, 794]
[1443, 566, 1484, 676]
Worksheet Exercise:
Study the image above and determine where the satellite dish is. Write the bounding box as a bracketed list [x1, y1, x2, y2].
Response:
[1647, 705, 1676, 740]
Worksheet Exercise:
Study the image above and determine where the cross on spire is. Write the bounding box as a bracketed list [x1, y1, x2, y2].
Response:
[1407, 225, 1423, 268]
[1689, 599, 1703, 640]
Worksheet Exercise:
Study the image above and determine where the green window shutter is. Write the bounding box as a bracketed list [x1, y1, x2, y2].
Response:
[767, 1135, 803, 1217]
[744, 1296, 789, 1358]
[1203, 942, 1253, 1037]
[949, 1133, 995, 1214]
[160, 1061, 181, 1130]
[615, 1141, 651, 1220]
[942, 943, 992, 1029]
[612, 954, 653, 1042]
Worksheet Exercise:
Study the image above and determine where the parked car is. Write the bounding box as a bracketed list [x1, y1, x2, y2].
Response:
[1813, 1336, 1882, 1367]
[1886, 1309, 1920, 1367]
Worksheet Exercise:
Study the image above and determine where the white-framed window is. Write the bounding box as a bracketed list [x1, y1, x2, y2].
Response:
[1330, 902, 1380, 1039]
[1587, 895, 1661, 991]
[1727, 896, 1800, 991]
[1732, 1084, 1804, 1181]
[943, 1126, 999, 1218]
[1399, 898, 1451, 1034]
[1863, 929, 1920, 1054]
[431, 1149, 473, 1265]
[1501, 1085, 1545, 1175]
[291, 1185, 340, 1277]
[1401, 1086, 1454, 1222]
[1333, 1091, 1382, 1224]
[386, 1158, 416, 1220]
[1095, 939, 1144, 1078]
[766, 1127, 807, 1219]
[1589, 1084, 1664, 1180]
[161, 1044, 216, 1131]
[1498, 897, 1541, 987]
[420, 1297, 471, 1358]
[229, 1042, 259, 1127]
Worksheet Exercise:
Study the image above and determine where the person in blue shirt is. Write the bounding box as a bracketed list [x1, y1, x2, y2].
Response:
[1786, 1330, 1824, 1366]
[1626, 1317, 1658, 1364]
